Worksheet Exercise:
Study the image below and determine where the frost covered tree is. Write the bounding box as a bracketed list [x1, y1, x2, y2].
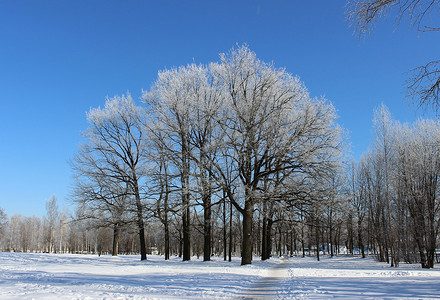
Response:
[0, 207, 6, 238]
[75, 95, 149, 260]
[211, 45, 343, 265]
[144, 65, 203, 261]
[322, 170, 346, 258]
[395, 119, 440, 268]
[0, 214, 44, 253]
[358, 147, 393, 263]
[145, 129, 180, 260]
[144, 64, 226, 261]
[0, 208, 9, 251]
[373, 104, 398, 266]
[350, 159, 368, 259]
[45, 196, 59, 253]
[186, 70, 223, 262]
[347, 0, 440, 111]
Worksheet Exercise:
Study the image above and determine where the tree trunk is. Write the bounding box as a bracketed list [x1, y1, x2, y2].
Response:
[241, 199, 254, 265]
[181, 138, 191, 261]
[223, 193, 227, 261]
[164, 218, 170, 260]
[328, 210, 333, 257]
[358, 215, 365, 258]
[261, 214, 267, 260]
[182, 203, 191, 261]
[112, 224, 120, 256]
[315, 222, 320, 261]
[229, 194, 233, 262]
[414, 215, 429, 268]
[162, 161, 171, 261]
[133, 181, 147, 261]
[301, 229, 305, 257]
[278, 226, 282, 257]
[203, 192, 211, 261]
[261, 218, 274, 260]
[178, 230, 183, 258]
[267, 219, 274, 259]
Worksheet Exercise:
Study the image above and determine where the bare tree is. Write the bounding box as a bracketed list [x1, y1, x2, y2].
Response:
[373, 104, 399, 266]
[0, 207, 7, 243]
[77, 94, 149, 260]
[347, 0, 440, 110]
[408, 61, 440, 111]
[45, 195, 59, 253]
[146, 129, 181, 260]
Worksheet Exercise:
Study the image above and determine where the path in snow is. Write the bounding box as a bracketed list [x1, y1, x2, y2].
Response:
[243, 258, 291, 299]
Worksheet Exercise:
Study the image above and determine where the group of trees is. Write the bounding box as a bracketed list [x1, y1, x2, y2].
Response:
[71, 45, 343, 265]
[348, 105, 440, 269]
[0, 197, 70, 253]
[0, 197, 144, 255]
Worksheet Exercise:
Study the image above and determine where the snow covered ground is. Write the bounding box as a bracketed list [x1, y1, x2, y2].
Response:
[1, 252, 440, 299]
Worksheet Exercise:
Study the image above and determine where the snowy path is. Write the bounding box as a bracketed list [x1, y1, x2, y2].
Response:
[243, 258, 291, 299]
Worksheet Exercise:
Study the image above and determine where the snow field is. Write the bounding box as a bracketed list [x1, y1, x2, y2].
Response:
[1, 252, 440, 299]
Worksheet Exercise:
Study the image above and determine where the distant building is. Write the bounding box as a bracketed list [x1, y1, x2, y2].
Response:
[147, 247, 158, 255]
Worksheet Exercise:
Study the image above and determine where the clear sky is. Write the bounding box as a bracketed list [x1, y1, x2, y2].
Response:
[0, 0, 438, 217]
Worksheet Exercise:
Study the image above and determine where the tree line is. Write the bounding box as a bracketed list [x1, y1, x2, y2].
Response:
[1, 45, 439, 268]
[0, 196, 144, 255]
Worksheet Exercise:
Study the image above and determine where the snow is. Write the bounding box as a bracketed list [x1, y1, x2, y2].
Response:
[1, 253, 440, 299]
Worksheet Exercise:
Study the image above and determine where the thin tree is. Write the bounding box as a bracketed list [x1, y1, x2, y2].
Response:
[45, 196, 59, 253]
[145, 66, 204, 261]
[373, 104, 398, 266]
[0, 207, 7, 244]
[146, 129, 180, 260]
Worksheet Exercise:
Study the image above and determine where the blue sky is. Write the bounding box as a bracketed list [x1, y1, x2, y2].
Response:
[0, 0, 438, 217]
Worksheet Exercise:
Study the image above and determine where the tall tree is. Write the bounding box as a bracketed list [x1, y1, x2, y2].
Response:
[145, 65, 207, 261]
[186, 68, 223, 261]
[147, 129, 179, 260]
[373, 104, 398, 266]
[212, 45, 343, 265]
[77, 94, 148, 260]
[45, 196, 59, 253]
